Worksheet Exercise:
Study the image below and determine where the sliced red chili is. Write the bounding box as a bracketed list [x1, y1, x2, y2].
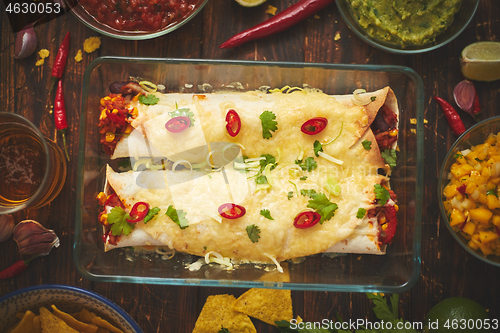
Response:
[301, 117, 328, 135]
[378, 205, 397, 244]
[166, 116, 191, 133]
[225, 109, 241, 137]
[293, 211, 321, 229]
[105, 193, 125, 209]
[218, 203, 246, 219]
[127, 202, 150, 223]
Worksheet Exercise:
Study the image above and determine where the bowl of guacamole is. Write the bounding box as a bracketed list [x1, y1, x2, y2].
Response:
[337, 0, 480, 53]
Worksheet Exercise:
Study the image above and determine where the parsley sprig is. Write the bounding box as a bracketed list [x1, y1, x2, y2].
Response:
[246, 225, 261, 243]
[260, 110, 278, 139]
[295, 156, 317, 172]
[107, 207, 134, 236]
[166, 205, 189, 229]
[138, 94, 159, 105]
[300, 189, 338, 224]
[374, 184, 390, 206]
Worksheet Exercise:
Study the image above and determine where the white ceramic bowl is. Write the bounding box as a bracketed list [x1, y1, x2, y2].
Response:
[0, 285, 142, 332]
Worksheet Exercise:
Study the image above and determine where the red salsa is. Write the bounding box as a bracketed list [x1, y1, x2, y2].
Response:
[79, 0, 201, 32]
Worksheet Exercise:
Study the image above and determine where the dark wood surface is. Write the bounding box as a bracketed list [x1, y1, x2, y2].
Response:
[1, 1, 500, 331]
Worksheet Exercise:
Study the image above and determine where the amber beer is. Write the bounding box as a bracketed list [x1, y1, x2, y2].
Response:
[0, 113, 66, 214]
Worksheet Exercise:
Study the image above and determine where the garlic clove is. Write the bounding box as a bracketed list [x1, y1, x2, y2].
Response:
[0, 214, 15, 243]
[13, 220, 60, 257]
[14, 24, 37, 59]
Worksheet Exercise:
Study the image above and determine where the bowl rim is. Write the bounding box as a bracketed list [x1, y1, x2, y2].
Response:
[75, 57, 424, 293]
[438, 116, 500, 267]
[66, 0, 208, 40]
[0, 284, 143, 332]
[336, 0, 480, 54]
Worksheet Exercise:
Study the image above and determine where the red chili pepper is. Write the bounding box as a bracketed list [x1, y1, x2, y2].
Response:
[225, 109, 241, 137]
[165, 116, 191, 133]
[379, 205, 397, 244]
[127, 202, 150, 223]
[219, 0, 335, 48]
[54, 79, 70, 161]
[434, 96, 466, 137]
[218, 203, 246, 219]
[0, 259, 29, 279]
[48, 31, 70, 97]
[301, 117, 328, 135]
[293, 211, 321, 229]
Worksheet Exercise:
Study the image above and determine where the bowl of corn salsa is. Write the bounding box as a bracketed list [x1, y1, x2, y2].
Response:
[439, 116, 500, 267]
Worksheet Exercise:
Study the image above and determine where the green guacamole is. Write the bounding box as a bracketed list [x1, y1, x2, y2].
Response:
[347, 0, 463, 47]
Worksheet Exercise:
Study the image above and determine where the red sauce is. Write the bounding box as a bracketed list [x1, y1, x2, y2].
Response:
[79, 0, 201, 32]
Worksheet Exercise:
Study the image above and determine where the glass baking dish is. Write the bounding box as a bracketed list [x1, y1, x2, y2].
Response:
[75, 57, 424, 292]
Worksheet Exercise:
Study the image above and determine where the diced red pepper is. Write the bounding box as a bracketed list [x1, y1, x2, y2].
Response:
[379, 205, 397, 244]
[225, 109, 241, 137]
[218, 203, 246, 219]
[293, 211, 321, 229]
[127, 202, 150, 223]
[165, 116, 191, 133]
[301, 117, 328, 135]
[105, 193, 125, 209]
[457, 184, 466, 195]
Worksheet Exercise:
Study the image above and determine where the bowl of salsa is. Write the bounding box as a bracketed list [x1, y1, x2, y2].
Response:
[66, 0, 208, 40]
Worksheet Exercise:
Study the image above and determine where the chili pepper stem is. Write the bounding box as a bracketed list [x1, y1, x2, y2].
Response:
[60, 129, 70, 161]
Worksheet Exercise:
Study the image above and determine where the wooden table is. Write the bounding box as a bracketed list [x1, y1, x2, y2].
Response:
[1, 1, 499, 331]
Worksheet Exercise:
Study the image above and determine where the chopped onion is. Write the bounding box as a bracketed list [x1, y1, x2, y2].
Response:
[450, 197, 463, 210]
[492, 162, 500, 176]
[14, 24, 37, 59]
[453, 79, 476, 116]
[461, 149, 471, 156]
[172, 160, 193, 174]
[296, 142, 305, 161]
[351, 89, 371, 106]
[471, 189, 480, 201]
[324, 176, 341, 196]
[318, 151, 344, 165]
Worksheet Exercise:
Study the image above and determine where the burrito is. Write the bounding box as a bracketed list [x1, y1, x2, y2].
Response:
[96, 85, 399, 265]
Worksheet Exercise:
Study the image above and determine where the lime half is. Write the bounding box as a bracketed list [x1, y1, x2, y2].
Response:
[460, 41, 500, 82]
[235, 0, 267, 7]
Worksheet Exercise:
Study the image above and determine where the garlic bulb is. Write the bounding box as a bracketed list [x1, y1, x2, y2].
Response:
[13, 220, 60, 257]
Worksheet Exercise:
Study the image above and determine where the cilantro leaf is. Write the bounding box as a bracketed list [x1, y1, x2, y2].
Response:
[300, 189, 317, 197]
[165, 205, 189, 229]
[300, 176, 308, 181]
[138, 94, 159, 105]
[295, 157, 317, 172]
[287, 191, 293, 200]
[144, 207, 160, 224]
[107, 207, 135, 236]
[356, 208, 367, 219]
[218, 327, 231, 333]
[260, 154, 276, 170]
[168, 105, 195, 127]
[307, 192, 338, 224]
[246, 224, 261, 243]
[374, 184, 390, 206]
[260, 110, 278, 139]
[255, 175, 268, 184]
[362, 140, 372, 150]
[313, 140, 323, 157]
[370, 96, 377, 101]
[487, 189, 498, 197]
[260, 209, 274, 220]
[381, 148, 397, 169]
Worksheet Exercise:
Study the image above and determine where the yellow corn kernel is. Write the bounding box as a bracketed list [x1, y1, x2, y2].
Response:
[479, 231, 499, 243]
[132, 95, 139, 102]
[96, 192, 107, 206]
[124, 124, 133, 134]
[131, 107, 138, 117]
[112, 108, 119, 114]
[105, 133, 115, 142]
[463, 221, 477, 235]
[389, 129, 398, 137]
[99, 213, 108, 224]
[99, 108, 108, 120]
[382, 223, 388, 231]
[449, 209, 466, 226]
[492, 215, 500, 228]
[379, 215, 387, 224]
[394, 204, 399, 212]
[469, 207, 492, 224]
[487, 194, 500, 210]
[443, 184, 458, 198]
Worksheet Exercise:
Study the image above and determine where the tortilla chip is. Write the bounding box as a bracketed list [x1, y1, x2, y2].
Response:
[96, 328, 111, 333]
[90, 316, 123, 333]
[39, 307, 79, 333]
[51, 305, 98, 333]
[233, 289, 293, 326]
[193, 294, 256, 333]
[8, 310, 36, 333]
[33, 316, 42, 333]
[78, 308, 95, 323]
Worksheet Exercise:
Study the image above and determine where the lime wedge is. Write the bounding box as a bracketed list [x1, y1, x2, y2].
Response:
[460, 41, 500, 82]
[235, 0, 266, 7]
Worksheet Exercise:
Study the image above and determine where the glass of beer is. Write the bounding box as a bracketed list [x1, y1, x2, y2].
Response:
[0, 112, 67, 214]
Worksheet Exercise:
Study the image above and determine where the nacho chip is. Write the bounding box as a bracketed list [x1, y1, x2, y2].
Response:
[51, 305, 98, 333]
[193, 294, 256, 333]
[91, 316, 124, 333]
[8, 310, 36, 333]
[39, 307, 79, 333]
[233, 289, 293, 326]
[33, 316, 42, 333]
[78, 308, 95, 323]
